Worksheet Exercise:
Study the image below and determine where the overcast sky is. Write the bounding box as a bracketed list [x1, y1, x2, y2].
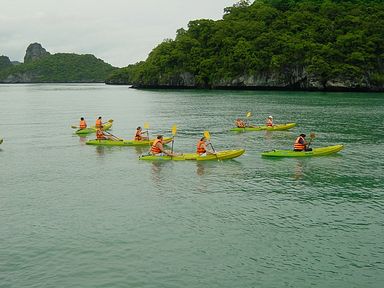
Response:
[0, 0, 237, 67]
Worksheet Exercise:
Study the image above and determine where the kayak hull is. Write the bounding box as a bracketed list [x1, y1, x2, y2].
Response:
[261, 145, 344, 157]
[86, 137, 173, 146]
[230, 123, 296, 132]
[75, 120, 113, 135]
[140, 149, 245, 161]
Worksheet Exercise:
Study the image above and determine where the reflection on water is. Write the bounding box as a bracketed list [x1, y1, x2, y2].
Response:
[196, 162, 205, 176]
[78, 136, 88, 144]
[134, 146, 149, 156]
[293, 159, 305, 180]
[95, 146, 105, 157]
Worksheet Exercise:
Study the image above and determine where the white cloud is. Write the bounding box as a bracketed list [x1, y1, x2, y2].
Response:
[0, 0, 237, 67]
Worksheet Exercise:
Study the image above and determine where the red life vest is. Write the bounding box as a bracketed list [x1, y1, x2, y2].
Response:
[95, 119, 102, 128]
[79, 120, 87, 129]
[96, 129, 106, 140]
[294, 136, 305, 151]
[196, 140, 206, 154]
[151, 139, 163, 154]
[135, 130, 142, 141]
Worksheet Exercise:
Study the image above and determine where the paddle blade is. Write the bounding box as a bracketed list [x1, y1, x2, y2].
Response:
[310, 132, 316, 139]
[246, 112, 252, 118]
[144, 122, 149, 129]
[172, 124, 177, 136]
[203, 130, 211, 140]
[108, 119, 113, 123]
[71, 125, 78, 129]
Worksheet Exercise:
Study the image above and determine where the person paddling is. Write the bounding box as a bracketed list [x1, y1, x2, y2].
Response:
[95, 116, 103, 128]
[196, 137, 216, 156]
[96, 127, 116, 141]
[294, 134, 312, 151]
[134, 126, 149, 141]
[150, 135, 176, 156]
[266, 116, 273, 127]
[79, 117, 87, 130]
[235, 118, 246, 128]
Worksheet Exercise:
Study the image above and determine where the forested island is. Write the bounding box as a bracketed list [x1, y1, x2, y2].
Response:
[0, 43, 116, 83]
[106, 0, 384, 91]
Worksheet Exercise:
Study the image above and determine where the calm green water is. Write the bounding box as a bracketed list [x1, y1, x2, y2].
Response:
[0, 84, 383, 288]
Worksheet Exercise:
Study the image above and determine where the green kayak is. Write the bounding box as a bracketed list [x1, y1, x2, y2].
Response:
[75, 119, 113, 135]
[86, 137, 173, 146]
[140, 149, 245, 161]
[261, 145, 344, 157]
[230, 122, 296, 132]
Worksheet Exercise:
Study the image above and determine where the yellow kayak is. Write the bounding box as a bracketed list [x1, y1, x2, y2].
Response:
[139, 149, 245, 161]
[75, 119, 113, 135]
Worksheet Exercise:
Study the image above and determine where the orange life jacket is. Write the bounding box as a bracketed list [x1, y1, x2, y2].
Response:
[267, 119, 273, 127]
[294, 136, 305, 151]
[151, 139, 163, 154]
[95, 119, 102, 128]
[79, 120, 87, 129]
[96, 129, 106, 140]
[236, 120, 246, 128]
[196, 140, 206, 154]
[135, 130, 142, 141]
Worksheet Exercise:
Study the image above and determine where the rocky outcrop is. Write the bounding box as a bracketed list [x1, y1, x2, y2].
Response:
[127, 68, 383, 92]
[0, 56, 12, 70]
[24, 43, 50, 63]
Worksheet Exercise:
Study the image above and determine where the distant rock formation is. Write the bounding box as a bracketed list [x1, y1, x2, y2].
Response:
[0, 55, 12, 70]
[24, 43, 50, 63]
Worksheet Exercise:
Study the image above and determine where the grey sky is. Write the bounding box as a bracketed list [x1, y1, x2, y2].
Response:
[0, 0, 237, 67]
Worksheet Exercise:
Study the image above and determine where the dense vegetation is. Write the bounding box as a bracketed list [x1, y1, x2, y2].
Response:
[0, 53, 116, 83]
[107, 0, 384, 90]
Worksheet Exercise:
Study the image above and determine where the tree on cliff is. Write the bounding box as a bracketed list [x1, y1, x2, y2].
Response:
[106, 0, 384, 91]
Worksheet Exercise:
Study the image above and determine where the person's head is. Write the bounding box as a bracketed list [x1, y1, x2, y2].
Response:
[300, 133, 306, 138]
[236, 118, 241, 121]
[268, 116, 273, 119]
[137, 126, 142, 131]
[80, 117, 84, 120]
[98, 116, 102, 120]
[157, 135, 163, 139]
[200, 136, 206, 141]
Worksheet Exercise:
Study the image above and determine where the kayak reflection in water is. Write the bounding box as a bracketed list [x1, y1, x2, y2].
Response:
[150, 135, 177, 157]
[293, 134, 313, 151]
[196, 137, 216, 156]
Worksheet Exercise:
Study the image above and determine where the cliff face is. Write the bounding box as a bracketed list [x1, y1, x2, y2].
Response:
[0, 56, 13, 70]
[118, 69, 382, 92]
[24, 43, 50, 63]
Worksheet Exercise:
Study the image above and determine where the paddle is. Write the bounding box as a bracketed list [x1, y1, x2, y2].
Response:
[171, 124, 177, 154]
[144, 122, 150, 138]
[203, 131, 218, 159]
[103, 130, 123, 141]
[308, 132, 316, 148]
